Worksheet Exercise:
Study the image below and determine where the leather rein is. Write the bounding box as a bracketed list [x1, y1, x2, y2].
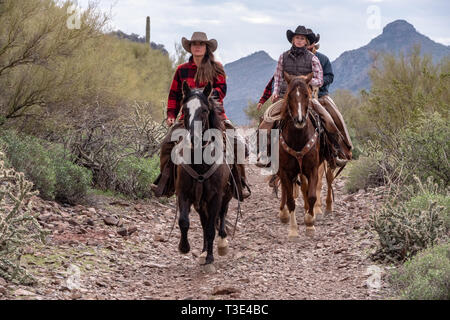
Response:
[280, 100, 320, 175]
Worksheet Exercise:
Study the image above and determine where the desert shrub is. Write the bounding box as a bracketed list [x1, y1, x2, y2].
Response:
[0, 151, 47, 284]
[362, 47, 449, 140]
[389, 243, 450, 300]
[244, 101, 268, 125]
[0, 130, 93, 203]
[345, 151, 386, 193]
[0, 131, 56, 200]
[48, 145, 93, 204]
[53, 158, 93, 204]
[115, 155, 160, 199]
[371, 176, 449, 262]
[397, 112, 449, 186]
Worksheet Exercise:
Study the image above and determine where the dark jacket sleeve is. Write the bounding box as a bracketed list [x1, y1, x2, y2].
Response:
[320, 54, 334, 87]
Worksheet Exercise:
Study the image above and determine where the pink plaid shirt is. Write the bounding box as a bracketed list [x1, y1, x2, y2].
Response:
[273, 53, 323, 96]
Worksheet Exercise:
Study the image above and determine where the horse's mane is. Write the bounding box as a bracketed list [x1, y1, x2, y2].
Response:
[281, 78, 311, 119]
[207, 97, 225, 132]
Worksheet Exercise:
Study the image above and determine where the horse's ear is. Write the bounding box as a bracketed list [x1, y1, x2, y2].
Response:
[182, 81, 191, 98]
[284, 72, 294, 84]
[203, 82, 212, 98]
[305, 72, 313, 84]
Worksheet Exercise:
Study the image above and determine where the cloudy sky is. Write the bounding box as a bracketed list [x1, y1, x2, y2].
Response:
[76, 0, 450, 64]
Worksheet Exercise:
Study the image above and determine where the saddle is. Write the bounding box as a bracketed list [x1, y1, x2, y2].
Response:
[152, 126, 251, 200]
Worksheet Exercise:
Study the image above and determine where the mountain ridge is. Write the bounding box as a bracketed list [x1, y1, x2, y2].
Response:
[223, 19, 450, 124]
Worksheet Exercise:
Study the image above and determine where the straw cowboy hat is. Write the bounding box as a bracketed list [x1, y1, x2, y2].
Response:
[286, 25, 316, 44]
[181, 32, 218, 53]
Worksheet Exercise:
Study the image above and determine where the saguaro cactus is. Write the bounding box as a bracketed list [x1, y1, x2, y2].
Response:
[146, 16, 150, 46]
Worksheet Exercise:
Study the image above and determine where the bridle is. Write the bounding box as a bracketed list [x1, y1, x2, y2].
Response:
[280, 97, 320, 175]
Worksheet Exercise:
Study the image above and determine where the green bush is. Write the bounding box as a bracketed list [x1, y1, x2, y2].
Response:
[115, 155, 160, 198]
[371, 176, 448, 262]
[405, 193, 450, 232]
[397, 113, 449, 186]
[390, 243, 450, 300]
[345, 153, 386, 193]
[0, 131, 56, 200]
[0, 130, 93, 203]
[54, 158, 93, 204]
[48, 144, 93, 204]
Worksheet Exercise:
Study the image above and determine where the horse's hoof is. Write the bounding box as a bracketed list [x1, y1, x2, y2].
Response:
[217, 237, 229, 256]
[218, 245, 229, 256]
[178, 242, 190, 254]
[201, 263, 216, 274]
[279, 208, 289, 224]
[198, 252, 207, 265]
[315, 212, 324, 221]
[280, 216, 289, 224]
[305, 226, 316, 237]
[304, 214, 315, 226]
[288, 234, 300, 242]
[325, 209, 333, 215]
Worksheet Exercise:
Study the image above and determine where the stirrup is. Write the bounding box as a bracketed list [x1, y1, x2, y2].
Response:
[336, 157, 348, 168]
[241, 180, 251, 199]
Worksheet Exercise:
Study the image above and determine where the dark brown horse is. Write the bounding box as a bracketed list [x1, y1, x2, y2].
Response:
[175, 81, 233, 270]
[277, 72, 324, 238]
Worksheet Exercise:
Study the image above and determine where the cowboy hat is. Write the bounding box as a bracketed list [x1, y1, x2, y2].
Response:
[306, 28, 320, 44]
[181, 32, 218, 53]
[286, 25, 316, 44]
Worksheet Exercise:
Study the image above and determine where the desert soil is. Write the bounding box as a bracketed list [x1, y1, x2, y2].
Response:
[0, 165, 394, 300]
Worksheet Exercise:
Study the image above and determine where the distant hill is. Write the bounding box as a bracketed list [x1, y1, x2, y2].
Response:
[224, 51, 276, 124]
[109, 30, 168, 55]
[331, 20, 450, 93]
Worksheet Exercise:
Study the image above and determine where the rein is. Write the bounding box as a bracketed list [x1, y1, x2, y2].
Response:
[280, 103, 319, 175]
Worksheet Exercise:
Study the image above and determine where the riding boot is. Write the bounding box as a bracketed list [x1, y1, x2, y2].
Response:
[319, 95, 353, 151]
[151, 123, 183, 197]
[310, 98, 352, 162]
[223, 120, 251, 200]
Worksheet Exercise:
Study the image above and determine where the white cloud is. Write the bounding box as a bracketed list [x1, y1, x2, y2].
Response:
[75, 0, 450, 64]
[240, 14, 274, 25]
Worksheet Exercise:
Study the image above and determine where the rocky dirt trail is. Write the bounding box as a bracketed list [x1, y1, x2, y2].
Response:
[0, 165, 393, 300]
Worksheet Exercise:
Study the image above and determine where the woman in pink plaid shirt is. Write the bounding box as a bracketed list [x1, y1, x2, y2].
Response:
[271, 26, 323, 103]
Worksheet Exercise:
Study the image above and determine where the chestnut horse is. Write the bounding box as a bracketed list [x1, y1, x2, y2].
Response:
[175, 81, 233, 270]
[277, 72, 324, 238]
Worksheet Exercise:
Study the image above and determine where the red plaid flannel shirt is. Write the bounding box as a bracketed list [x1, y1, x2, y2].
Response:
[259, 76, 274, 104]
[167, 57, 227, 120]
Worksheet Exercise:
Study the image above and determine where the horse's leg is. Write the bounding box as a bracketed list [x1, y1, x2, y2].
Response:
[304, 166, 319, 237]
[325, 163, 334, 215]
[203, 196, 221, 266]
[315, 162, 325, 220]
[280, 171, 299, 240]
[178, 195, 191, 254]
[198, 210, 208, 265]
[300, 174, 309, 212]
[217, 200, 229, 256]
[279, 176, 289, 224]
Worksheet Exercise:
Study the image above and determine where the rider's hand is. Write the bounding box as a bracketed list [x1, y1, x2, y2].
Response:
[271, 94, 279, 103]
[257, 103, 263, 110]
[166, 117, 175, 127]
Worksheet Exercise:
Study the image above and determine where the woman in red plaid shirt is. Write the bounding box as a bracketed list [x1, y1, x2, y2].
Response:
[152, 32, 250, 199]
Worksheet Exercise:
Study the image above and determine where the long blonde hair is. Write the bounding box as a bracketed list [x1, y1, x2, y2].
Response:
[194, 45, 225, 84]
